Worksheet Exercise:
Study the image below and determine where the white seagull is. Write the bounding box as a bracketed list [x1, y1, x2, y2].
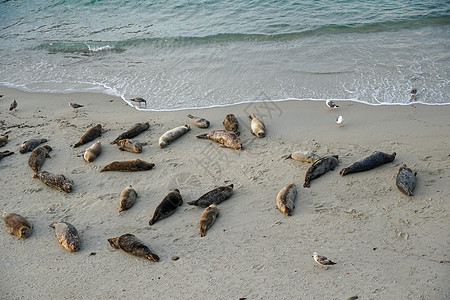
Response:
[313, 252, 336, 270]
[336, 115, 344, 127]
[326, 99, 339, 110]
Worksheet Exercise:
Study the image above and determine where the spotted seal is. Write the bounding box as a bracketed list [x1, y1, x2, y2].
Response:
[110, 122, 150, 144]
[187, 184, 234, 207]
[108, 234, 159, 262]
[83, 141, 102, 162]
[340, 151, 396, 176]
[159, 124, 190, 148]
[19, 138, 48, 153]
[50, 221, 80, 252]
[248, 114, 266, 137]
[282, 150, 321, 163]
[33, 171, 74, 193]
[196, 130, 243, 150]
[396, 164, 417, 196]
[117, 139, 143, 153]
[0, 135, 8, 147]
[199, 204, 219, 237]
[276, 183, 297, 216]
[2, 212, 32, 238]
[187, 114, 210, 128]
[223, 114, 240, 135]
[149, 189, 183, 226]
[28, 145, 52, 173]
[304, 155, 339, 188]
[100, 158, 154, 172]
[73, 124, 102, 148]
[119, 185, 137, 212]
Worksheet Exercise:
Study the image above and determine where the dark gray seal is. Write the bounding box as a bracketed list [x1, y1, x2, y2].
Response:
[74, 124, 102, 148]
[196, 130, 243, 150]
[108, 233, 159, 262]
[50, 221, 80, 252]
[110, 122, 150, 144]
[149, 189, 183, 226]
[33, 171, 74, 193]
[187, 184, 234, 207]
[28, 145, 52, 173]
[100, 158, 154, 172]
[187, 114, 210, 128]
[340, 151, 396, 176]
[396, 164, 417, 196]
[2, 212, 32, 238]
[303, 155, 339, 188]
[19, 138, 48, 153]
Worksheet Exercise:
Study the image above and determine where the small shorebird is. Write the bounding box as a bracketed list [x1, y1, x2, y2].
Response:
[336, 115, 344, 127]
[9, 99, 17, 111]
[326, 99, 339, 110]
[68, 102, 84, 112]
[130, 97, 147, 107]
[410, 88, 417, 101]
[313, 252, 336, 270]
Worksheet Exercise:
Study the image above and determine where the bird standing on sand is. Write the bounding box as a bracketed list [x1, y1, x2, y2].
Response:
[130, 97, 147, 107]
[313, 252, 336, 270]
[9, 99, 17, 111]
[336, 115, 344, 127]
[68, 102, 83, 112]
[326, 99, 339, 110]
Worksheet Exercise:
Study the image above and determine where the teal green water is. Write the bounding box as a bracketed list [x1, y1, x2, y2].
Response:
[0, 0, 449, 109]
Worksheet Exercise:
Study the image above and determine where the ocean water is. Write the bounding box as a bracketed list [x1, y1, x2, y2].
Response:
[0, 0, 449, 110]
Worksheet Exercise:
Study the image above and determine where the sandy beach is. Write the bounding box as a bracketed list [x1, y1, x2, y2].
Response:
[0, 86, 449, 299]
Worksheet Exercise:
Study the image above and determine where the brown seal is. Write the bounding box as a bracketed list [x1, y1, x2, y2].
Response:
[340, 151, 396, 176]
[0, 135, 8, 147]
[100, 158, 154, 172]
[187, 184, 234, 207]
[83, 141, 102, 162]
[19, 138, 48, 153]
[110, 122, 150, 144]
[223, 114, 240, 135]
[108, 233, 159, 262]
[0, 150, 14, 161]
[159, 125, 190, 148]
[248, 114, 266, 137]
[282, 150, 321, 163]
[119, 185, 137, 212]
[50, 221, 80, 252]
[199, 204, 219, 237]
[396, 164, 417, 196]
[28, 145, 52, 173]
[187, 114, 210, 128]
[149, 189, 183, 226]
[304, 155, 339, 188]
[2, 212, 32, 238]
[276, 183, 297, 216]
[33, 171, 74, 193]
[74, 124, 102, 148]
[196, 130, 243, 150]
[117, 139, 143, 153]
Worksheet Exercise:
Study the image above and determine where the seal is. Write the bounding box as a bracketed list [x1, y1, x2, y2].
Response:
[73, 124, 102, 148]
[199, 204, 219, 237]
[110, 122, 150, 144]
[50, 221, 80, 252]
[19, 138, 48, 153]
[0, 150, 14, 161]
[187, 114, 210, 128]
[149, 189, 183, 226]
[119, 185, 137, 212]
[196, 130, 243, 150]
[28, 145, 52, 173]
[0, 135, 8, 147]
[83, 141, 102, 162]
[223, 114, 240, 135]
[108, 233, 159, 262]
[187, 184, 234, 207]
[159, 124, 190, 148]
[396, 164, 417, 196]
[282, 150, 321, 163]
[340, 151, 396, 176]
[303, 155, 339, 188]
[33, 171, 74, 193]
[9, 99, 17, 111]
[100, 158, 154, 172]
[117, 139, 143, 153]
[276, 183, 297, 216]
[248, 114, 266, 137]
[2, 212, 32, 238]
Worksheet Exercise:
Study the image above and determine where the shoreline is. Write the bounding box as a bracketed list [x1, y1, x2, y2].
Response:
[1, 86, 449, 299]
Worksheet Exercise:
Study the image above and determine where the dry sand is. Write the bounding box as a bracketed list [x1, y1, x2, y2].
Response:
[0, 86, 449, 299]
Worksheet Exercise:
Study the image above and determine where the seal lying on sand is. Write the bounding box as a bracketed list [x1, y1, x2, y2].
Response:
[159, 125, 190, 148]
[199, 204, 219, 237]
[28, 145, 52, 173]
[2, 212, 32, 238]
[108, 234, 159, 262]
[223, 114, 239, 135]
[19, 138, 48, 153]
[119, 185, 137, 212]
[73, 124, 102, 148]
[117, 139, 143, 153]
[187, 184, 234, 207]
[340, 151, 396, 176]
[83, 141, 102, 162]
[33, 171, 74, 193]
[396, 164, 417, 196]
[187, 114, 210, 128]
[248, 114, 266, 137]
[0, 135, 8, 147]
[276, 183, 297, 216]
[304, 155, 339, 188]
[282, 150, 321, 163]
[196, 130, 243, 150]
[50, 221, 80, 252]
[100, 158, 154, 172]
[149, 189, 183, 226]
[0, 150, 14, 161]
[111, 122, 150, 144]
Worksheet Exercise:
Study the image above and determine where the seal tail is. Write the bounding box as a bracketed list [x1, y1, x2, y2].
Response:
[187, 114, 194, 119]
[186, 200, 196, 206]
[196, 133, 208, 139]
[281, 154, 292, 160]
[339, 168, 350, 176]
[248, 114, 255, 120]
[73, 141, 82, 148]
[147, 253, 160, 262]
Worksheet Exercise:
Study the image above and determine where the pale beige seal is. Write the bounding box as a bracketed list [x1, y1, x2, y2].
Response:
[196, 130, 243, 150]
[199, 204, 219, 237]
[119, 185, 137, 212]
[83, 141, 102, 162]
[2, 212, 32, 238]
[248, 114, 266, 137]
[276, 183, 297, 216]
[159, 124, 190, 148]
[50, 221, 80, 252]
[282, 150, 321, 163]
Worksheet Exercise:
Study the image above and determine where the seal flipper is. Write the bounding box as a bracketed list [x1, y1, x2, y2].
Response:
[147, 253, 160, 262]
[196, 133, 208, 139]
